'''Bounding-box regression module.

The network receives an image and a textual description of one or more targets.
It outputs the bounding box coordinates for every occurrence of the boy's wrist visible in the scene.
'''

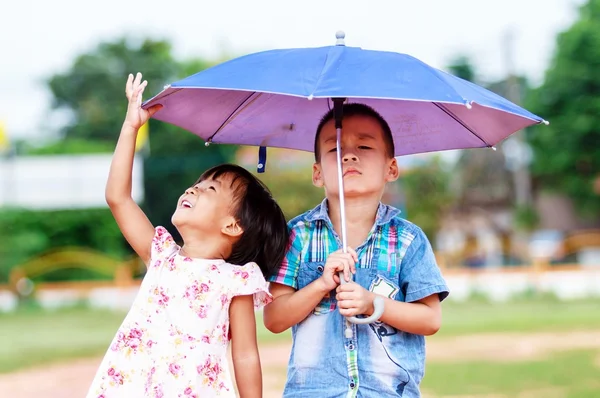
[313,277,333,296]
[365,291,376,316]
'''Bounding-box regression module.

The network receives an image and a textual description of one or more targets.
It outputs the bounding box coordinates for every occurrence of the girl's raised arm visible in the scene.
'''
[105,73,162,265]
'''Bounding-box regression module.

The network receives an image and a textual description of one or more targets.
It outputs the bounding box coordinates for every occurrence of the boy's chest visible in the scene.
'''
[302,225,403,275]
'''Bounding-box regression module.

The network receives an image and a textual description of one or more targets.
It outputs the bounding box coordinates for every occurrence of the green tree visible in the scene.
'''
[44,37,238,241]
[446,55,477,83]
[0,37,241,281]
[525,0,600,217]
[402,158,454,240]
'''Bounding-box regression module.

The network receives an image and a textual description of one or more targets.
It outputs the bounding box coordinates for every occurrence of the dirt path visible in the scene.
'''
[2,331,599,398]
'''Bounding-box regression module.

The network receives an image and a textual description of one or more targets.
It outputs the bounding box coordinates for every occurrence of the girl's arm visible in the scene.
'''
[229,295,262,398]
[105,72,162,265]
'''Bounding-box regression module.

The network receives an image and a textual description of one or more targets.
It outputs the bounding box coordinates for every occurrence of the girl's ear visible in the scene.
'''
[221,216,243,237]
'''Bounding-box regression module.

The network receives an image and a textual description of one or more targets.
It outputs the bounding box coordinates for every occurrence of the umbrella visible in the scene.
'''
[143,32,547,330]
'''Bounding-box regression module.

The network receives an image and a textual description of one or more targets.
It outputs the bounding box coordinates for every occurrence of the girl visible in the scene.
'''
[86,73,289,398]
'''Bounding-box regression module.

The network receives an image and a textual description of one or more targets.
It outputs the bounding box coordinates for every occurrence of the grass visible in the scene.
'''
[422,349,600,398]
[437,297,600,337]
[0,304,287,374]
[1,297,599,377]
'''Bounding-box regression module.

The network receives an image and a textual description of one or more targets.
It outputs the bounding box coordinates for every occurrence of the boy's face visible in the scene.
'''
[312,115,399,198]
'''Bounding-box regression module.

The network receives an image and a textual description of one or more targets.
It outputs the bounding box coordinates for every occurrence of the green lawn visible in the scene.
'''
[437,297,600,336]
[423,349,600,398]
[0,304,287,373]
[1,297,599,381]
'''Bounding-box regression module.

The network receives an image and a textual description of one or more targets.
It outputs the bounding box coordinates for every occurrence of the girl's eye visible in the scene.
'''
[359,146,371,150]
[328,148,337,153]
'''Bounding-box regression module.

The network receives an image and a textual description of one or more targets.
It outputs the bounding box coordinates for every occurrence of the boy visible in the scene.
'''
[263,103,449,397]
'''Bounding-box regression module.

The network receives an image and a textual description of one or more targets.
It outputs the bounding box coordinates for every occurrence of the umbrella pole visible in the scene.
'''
[332,99,384,338]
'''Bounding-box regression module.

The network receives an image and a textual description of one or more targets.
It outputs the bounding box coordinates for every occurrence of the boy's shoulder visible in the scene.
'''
[288,200,428,241]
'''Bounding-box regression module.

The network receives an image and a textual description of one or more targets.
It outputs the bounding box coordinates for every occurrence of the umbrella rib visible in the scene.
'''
[206,91,258,142]
[433,102,490,147]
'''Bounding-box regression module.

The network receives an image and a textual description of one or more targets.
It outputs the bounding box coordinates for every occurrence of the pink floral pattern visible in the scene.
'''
[86,226,272,397]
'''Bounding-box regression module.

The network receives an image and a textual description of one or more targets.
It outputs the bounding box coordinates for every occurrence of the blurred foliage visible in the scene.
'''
[513,204,540,232]
[255,168,324,220]
[0,208,126,283]
[525,0,600,217]
[446,55,477,83]
[23,138,115,155]
[402,158,454,240]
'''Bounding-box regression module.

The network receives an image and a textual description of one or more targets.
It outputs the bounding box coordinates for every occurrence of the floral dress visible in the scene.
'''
[86,226,272,398]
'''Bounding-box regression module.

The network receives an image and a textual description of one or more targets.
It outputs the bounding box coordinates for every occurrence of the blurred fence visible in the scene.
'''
[0,247,599,312]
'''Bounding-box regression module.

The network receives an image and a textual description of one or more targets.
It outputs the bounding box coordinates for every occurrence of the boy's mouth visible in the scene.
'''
[343,167,361,177]
[181,199,194,208]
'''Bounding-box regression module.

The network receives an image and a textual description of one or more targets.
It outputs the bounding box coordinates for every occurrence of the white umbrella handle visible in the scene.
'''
[339,271,385,324]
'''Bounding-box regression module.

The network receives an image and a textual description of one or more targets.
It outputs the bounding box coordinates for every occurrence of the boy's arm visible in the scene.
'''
[105,73,161,266]
[337,227,448,336]
[351,292,442,336]
[263,280,331,333]
[229,295,262,398]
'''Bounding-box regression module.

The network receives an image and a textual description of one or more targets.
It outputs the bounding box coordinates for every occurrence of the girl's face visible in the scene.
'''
[171,174,239,236]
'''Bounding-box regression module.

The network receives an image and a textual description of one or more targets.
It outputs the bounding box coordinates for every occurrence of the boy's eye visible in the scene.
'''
[208,186,216,191]
[359,146,371,150]
[328,148,337,153]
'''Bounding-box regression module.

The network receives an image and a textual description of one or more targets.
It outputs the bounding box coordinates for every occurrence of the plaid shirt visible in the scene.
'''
[269,199,449,398]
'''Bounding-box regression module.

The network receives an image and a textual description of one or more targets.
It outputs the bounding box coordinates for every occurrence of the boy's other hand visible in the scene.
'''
[123,72,162,131]
[336,282,377,317]
[318,248,357,292]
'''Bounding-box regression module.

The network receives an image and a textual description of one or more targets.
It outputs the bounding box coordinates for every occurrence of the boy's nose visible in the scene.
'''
[185,187,197,195]
[342,153,358,162]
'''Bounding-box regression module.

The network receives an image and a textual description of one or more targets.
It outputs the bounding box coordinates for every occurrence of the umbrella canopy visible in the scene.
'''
[143,32,547,327]
[143,32,546,158]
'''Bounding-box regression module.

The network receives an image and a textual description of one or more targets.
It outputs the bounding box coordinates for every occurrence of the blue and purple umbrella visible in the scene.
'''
[143,32,547,328]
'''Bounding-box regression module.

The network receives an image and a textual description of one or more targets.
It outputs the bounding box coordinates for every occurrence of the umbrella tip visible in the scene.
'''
[335,31,346,46]
[542,119,550,125]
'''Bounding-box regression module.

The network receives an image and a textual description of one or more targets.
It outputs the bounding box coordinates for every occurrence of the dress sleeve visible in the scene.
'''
[148,226,180,268]
[230,262,273,309]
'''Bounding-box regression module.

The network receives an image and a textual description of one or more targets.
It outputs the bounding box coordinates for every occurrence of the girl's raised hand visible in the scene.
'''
[123,72,162,130]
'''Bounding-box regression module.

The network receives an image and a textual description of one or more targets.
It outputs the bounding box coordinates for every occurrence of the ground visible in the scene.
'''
[2,330,599,398]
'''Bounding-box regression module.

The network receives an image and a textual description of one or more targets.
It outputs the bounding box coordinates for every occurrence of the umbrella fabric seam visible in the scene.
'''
[433,102,490,147]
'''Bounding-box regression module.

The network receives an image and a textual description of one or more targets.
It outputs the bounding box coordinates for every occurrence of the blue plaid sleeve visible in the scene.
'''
[268,224,305,289]
[399,226,449,302]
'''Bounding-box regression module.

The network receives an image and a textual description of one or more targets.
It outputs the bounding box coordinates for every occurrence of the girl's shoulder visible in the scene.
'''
[150,226,180,261]
[227,262,272,308]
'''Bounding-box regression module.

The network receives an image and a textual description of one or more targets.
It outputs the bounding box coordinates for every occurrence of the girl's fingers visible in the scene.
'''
[125,73,134,98]
[133,72,142,88]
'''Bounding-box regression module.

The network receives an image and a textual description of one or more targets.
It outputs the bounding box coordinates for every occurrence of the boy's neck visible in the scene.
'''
[327,195,381,249]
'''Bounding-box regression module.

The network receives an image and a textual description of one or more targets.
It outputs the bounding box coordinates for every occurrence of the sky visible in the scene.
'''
[0,0,584,142]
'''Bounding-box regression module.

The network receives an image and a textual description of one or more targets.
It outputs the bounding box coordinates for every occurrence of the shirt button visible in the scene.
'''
[350,382,356,389]
[317,265,324,272]
[348,343,354,350]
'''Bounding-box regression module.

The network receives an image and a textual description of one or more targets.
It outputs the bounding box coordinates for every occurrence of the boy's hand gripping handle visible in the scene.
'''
[338,272,384,324]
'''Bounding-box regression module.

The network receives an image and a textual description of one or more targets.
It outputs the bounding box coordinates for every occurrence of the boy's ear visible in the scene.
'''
[312,163,324,188]
[386,158,400,182]
[221,216,243,238]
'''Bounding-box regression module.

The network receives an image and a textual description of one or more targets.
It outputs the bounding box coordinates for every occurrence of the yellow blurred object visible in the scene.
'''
[135,122,149,152]
[0,120,9,153]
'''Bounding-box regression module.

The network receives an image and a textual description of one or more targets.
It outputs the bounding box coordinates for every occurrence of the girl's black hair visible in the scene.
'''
[196,163,289,279]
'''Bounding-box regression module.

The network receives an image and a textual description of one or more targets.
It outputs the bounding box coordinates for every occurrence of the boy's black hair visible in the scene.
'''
[196,164,289,279]
[313,103,395,162]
